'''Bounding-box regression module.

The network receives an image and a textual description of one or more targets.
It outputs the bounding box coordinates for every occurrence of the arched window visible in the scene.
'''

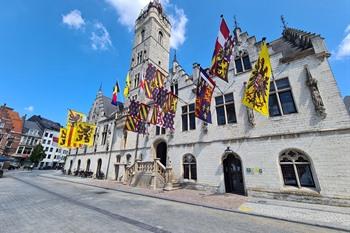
[126,154,132,165]
[158,31,163,45]
[86,159,91,172]
[280,150,315,188]
[77,159,81,171]
[183,154,197,180]
[116,155,121,163]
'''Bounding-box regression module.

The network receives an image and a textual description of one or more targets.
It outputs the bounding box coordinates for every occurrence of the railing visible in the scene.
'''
[137,161,154,172]
[124,158,172,188]
[125,163,135,182]
[154,159,166,179]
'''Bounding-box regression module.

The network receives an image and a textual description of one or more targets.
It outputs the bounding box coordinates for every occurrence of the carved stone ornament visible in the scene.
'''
[202,122,208,133]
[305,65,326,119]
[243,82,256,126]
[246,107,256,127]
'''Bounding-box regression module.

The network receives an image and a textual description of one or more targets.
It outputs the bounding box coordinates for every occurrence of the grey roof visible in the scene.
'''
[344,96,350,113]
[102,95,124,117]
[23,120,43,134]
[27,115,61,131]
[270,29,316,63]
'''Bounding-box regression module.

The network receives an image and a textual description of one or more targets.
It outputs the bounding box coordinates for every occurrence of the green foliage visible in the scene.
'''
[29,144,46,165]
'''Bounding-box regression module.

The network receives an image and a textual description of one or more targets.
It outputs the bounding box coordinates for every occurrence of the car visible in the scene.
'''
[23,164,34,170]
[8,162,20,170]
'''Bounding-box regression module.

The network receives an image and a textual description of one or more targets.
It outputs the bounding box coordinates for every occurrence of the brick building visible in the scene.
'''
[65,1,350,206]
[0,104,23,157]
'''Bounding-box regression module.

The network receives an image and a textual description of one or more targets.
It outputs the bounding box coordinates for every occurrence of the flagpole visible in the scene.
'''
[105,120,116,180]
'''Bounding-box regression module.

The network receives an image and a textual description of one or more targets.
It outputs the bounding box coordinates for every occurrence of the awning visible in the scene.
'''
[0,156,15,162]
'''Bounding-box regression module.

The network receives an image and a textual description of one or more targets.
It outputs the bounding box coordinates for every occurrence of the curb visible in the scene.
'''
[39,174,349,232]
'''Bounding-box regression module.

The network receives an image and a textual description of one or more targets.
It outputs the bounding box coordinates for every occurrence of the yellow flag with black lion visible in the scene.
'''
[242,41,272,117]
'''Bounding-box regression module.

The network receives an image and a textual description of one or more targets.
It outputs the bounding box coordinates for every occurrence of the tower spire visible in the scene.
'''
[173,50,177,62]
[281,15,288,30]
[234,15,239,29]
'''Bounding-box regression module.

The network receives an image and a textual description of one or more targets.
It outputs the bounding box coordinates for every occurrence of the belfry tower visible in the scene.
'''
[127,0,171,105]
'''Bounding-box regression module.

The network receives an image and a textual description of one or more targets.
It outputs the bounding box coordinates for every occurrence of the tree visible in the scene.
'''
[29,144,46,166]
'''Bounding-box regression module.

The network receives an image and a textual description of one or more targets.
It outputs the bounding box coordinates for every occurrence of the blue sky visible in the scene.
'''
[1,0,349,125]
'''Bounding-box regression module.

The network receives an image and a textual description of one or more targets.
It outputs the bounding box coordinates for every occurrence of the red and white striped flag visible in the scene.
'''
[209,16,234,82]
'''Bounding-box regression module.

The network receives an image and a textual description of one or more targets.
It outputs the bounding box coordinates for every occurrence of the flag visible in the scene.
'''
[242,42,272,117]
[139,103,150,121]
[144,79,153,99]
[124,115,139,132]
[163,112,175,130]
[67,109,85,126]
[163,92,178,114]
[58,128,68,148]
[123,72,131,98]
[72,122,96,147]
[144,64,157,98]
[128,100,140,118]
[111,81,120,106]
[150,105,159,125]
[150,105,164,127]
[144,64,165,99]
[137,120,147,135]
[154,70,165,88]
[139,72,145,91]
[195,67,216,123]
[153,87,168,107]
[209,17,234,82]
[145,63,157,81]
[66,125,76,148]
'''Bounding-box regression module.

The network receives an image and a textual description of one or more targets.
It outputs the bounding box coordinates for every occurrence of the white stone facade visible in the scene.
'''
[65,2,350,205]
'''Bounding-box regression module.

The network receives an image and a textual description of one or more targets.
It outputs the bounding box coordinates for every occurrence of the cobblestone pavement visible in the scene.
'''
[39,170,350,231]
[0,170,347,233]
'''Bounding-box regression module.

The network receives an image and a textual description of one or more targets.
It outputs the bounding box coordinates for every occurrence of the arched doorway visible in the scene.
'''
[223,154,245,195]
[96,159,102,175]
[77,159,81,171]
[156,141,167,166]
[69,160,73,170]
[86,159,91,172]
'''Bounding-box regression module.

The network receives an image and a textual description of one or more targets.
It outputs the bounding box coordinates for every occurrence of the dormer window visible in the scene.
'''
[158,31,163,45]
[234,52,251,74]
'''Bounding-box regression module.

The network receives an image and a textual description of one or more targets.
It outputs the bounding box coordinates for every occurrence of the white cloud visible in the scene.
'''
[105,0,187,49]
[169,7,188,49]
[105,0,149,30]
[62,10,85,29]
[90,22,112,50]
[24,106,34,112]
[335,24,350,60]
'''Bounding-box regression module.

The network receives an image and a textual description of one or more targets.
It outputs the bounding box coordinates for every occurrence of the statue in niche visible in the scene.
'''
[246,107,255,127]
[305,66,326,119]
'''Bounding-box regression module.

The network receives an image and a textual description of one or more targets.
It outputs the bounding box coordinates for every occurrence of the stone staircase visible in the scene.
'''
[125,158,173,190]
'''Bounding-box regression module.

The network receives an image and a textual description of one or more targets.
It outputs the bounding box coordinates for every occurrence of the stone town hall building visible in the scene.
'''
[65,1,350,206]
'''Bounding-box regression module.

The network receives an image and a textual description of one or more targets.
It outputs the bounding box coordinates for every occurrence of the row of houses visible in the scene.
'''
[0,104,68,168]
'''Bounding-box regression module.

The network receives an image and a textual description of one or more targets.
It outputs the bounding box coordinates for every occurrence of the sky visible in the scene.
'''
[1,0,349,126]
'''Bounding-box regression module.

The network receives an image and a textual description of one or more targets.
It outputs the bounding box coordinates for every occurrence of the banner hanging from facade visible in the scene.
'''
[242,41,272,116]
[195,67,216,123]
